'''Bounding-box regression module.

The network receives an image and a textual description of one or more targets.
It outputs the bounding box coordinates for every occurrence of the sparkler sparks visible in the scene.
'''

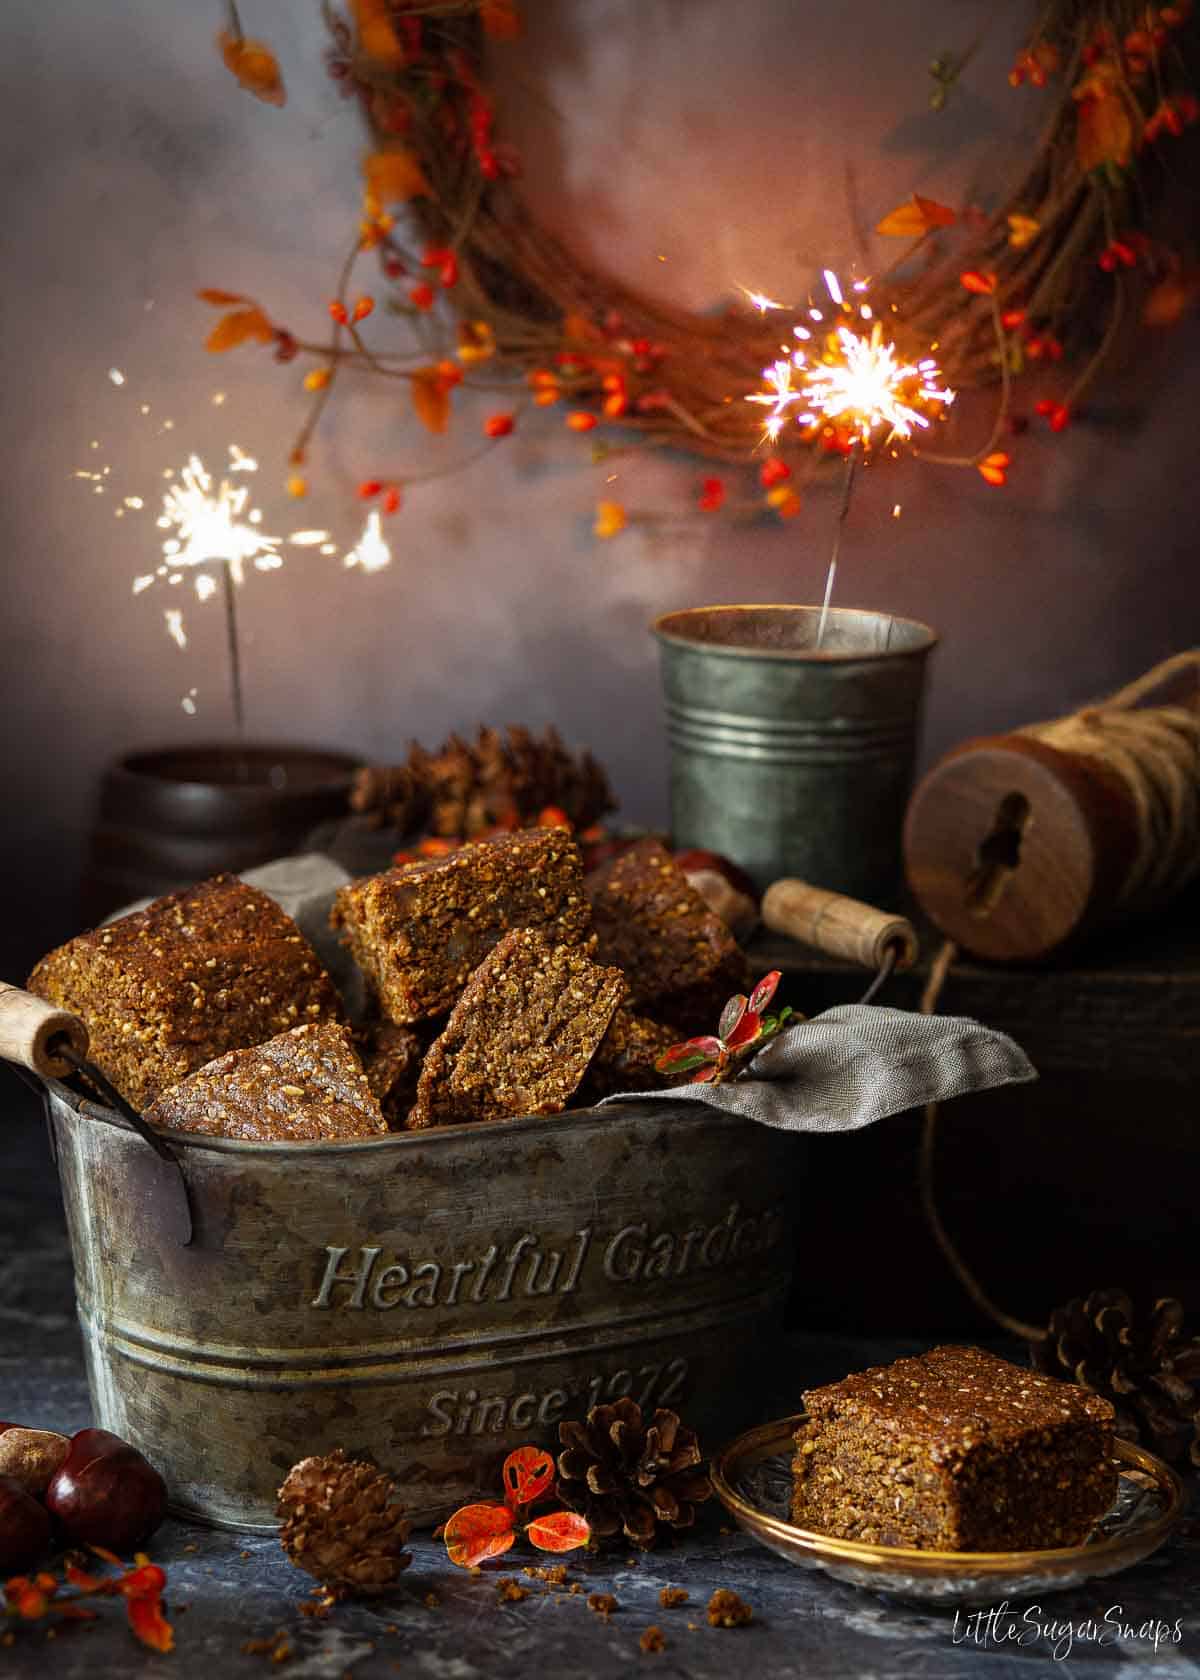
[746,274,953,450]
[343,510,392,573]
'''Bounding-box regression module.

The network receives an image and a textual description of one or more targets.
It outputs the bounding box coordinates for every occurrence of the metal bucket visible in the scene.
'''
[654,605,938,901]
[46,1083,800,1532]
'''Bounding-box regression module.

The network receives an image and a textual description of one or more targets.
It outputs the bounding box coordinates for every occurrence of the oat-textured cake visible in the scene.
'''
[409,927,625,1127]
[577,1005,679,1101]
[584,838,750,1029]
[331,828,592,1025]
[791,1344,1117,1552]
[146,1022,387,1143]
[358,1019,430,1128]
[28,875,341,1111]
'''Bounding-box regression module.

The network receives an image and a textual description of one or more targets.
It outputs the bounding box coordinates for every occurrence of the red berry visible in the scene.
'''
[383,257,405,279]
[759,457,791,488]
[484,413,515,438]
[381,487,402,514]
[409,282,435,311]
[357,479,382,499]
[1034,398,1056,415]
[328,299,348,324]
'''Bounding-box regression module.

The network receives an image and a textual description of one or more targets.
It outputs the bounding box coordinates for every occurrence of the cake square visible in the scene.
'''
[331,828,591,1024]
[791,1344,1116,1551]
[584,838,750,1029]
[28,874,341,1111]
[577,1005,679,1102]
[145,1022,387,1143]
[358,1019,431,1128]
[409,927,625,1128]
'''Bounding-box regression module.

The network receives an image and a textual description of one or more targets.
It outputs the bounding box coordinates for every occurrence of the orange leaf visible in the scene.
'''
[411,367,452,434]
[1006,213,1041,249]
[126,1591,174,1654]
[1074,83,1135,172]
[502,1446,554,1509]
[875,194,957,237]
[363,149,430,205]
[444,1503,515,1569]
[205,307,275,352]
[526,1511,591,1553]
[1142,271,1200,327]
[480,0,522,39]
[217,30,286,108]
[197,288,250,307]
[350,0,407,67]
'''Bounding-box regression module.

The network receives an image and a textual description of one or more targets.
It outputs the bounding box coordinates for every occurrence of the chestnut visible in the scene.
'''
[0,1427,71,1497]
[45,1429,167,1551]
[0,1473,52,1574]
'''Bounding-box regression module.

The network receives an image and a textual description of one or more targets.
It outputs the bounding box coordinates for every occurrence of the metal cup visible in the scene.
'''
[653,604,938,902]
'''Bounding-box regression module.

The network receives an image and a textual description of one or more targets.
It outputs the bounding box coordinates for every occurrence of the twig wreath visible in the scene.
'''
[209,0,1199,534]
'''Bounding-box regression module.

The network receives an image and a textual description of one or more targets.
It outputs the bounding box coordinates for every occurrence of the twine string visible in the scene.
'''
[917,650,1200,1342]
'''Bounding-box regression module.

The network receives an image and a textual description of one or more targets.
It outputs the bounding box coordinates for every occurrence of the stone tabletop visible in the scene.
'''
[2,1081,1198,1680]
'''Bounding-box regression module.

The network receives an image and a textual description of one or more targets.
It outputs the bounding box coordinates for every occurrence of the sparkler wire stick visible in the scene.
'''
[816,442,861,648]
[220,558,246,738]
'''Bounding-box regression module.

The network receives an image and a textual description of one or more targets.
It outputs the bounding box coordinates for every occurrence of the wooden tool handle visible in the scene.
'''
[761,879,918,971]
[0,983,89,1079]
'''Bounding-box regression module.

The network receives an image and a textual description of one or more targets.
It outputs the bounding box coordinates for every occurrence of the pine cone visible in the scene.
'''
[277,1449,412,1596]
[349,725,616,841]
[1030,1290,1200,1468]
[556,1399,712,1548]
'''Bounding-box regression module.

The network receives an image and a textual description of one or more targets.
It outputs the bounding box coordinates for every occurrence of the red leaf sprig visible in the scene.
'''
[655,971,796,1085]
[3,1548,173,1652]
[443,1445,590,1569]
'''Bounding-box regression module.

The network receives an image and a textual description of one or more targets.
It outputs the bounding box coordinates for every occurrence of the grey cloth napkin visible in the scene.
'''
[113,856,1036,1132]
[600,1004,1036,1131]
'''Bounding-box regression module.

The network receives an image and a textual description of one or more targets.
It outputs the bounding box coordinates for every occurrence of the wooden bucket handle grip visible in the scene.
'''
[0,982,90,1080]
[762,879,919,972]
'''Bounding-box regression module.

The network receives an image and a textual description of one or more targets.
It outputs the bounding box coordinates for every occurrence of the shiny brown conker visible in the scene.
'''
[0,1428,72,1497]
[0,1473,53,1574]
[45,1428,167,1551]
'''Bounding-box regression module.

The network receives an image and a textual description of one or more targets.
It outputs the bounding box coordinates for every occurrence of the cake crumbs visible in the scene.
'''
[659,1586,689,1608]
[707,1589,753,1628]
[241,1629,293,1664]
[588,1592,619,1619]
[640,1626,667,1653]
[497,1578,530,1604]
[523,1563,570,1585]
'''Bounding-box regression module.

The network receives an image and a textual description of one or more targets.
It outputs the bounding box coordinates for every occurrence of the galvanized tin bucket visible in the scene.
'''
[654,605,938,902]
[45,1082,800,1532]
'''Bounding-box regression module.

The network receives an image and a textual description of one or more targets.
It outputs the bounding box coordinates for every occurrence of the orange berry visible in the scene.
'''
[303,368,331,392]
[381,486,402,514]
[566,412,598,432]
[410,283,435,311]
[357,479,382,499]
[351,295,375,322]
[286,473,308,499]
[484,413,515,438]
[328,300,348,324]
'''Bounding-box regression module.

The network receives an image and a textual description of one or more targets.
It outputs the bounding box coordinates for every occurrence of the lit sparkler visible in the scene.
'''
[745,273,954,642]
[343,510,392,573]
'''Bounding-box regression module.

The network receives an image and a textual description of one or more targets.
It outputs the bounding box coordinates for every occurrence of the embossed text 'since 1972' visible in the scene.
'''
[309,1200,786,1312]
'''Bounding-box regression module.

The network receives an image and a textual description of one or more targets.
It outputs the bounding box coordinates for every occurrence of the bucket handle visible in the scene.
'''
[0,983,193,1240]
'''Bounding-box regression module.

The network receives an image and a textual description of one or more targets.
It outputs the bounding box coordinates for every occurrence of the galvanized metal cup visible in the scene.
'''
[653,605,938,902]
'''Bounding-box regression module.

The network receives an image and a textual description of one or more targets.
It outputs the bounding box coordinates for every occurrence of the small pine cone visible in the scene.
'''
[1030,1290,1200,1468]
[348,764,429,835]
[556,1399,712,1549]
[277,1449,412,1596]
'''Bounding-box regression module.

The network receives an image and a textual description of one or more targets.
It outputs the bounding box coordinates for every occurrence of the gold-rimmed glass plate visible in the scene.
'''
[712,1413,1186,1607]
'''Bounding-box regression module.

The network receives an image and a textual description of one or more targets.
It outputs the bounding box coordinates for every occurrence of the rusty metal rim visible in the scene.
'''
[50,1078,738,1156]
[653,603,939,663]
